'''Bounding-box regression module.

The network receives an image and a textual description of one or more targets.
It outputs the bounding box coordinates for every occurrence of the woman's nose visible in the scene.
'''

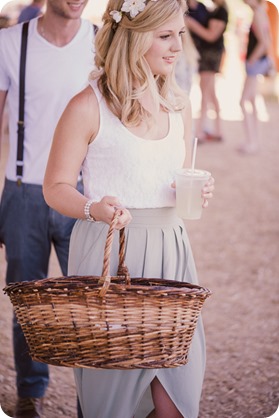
[171,36,182,53]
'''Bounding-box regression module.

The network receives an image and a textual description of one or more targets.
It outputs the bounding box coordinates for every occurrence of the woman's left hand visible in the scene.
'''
[202,176,215,208]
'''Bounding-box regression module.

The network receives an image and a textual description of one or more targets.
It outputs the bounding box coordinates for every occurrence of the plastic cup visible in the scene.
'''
[175,169,211,220]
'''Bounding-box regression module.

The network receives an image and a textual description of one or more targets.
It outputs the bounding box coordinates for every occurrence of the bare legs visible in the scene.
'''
[145,378,183,418]
[239,75,259,154]
[196,71,222,141]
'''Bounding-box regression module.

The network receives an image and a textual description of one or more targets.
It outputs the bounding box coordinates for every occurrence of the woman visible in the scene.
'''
[186,0,229,142]
[43,1,215,417]
[238,0,274,154]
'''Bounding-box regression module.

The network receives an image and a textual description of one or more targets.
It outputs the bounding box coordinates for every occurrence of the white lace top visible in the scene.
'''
[82,80,186,208]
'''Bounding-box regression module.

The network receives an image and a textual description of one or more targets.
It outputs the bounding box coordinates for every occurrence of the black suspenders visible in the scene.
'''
[16,21,96,185]
[16,21,29,185]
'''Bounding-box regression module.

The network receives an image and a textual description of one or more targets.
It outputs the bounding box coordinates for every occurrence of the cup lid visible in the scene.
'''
[176,168,211,178]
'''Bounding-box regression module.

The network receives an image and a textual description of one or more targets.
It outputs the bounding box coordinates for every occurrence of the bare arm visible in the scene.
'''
[43,85,131,228]
[0,90,8,159]
[181,96,193,169]
[43,86,96,219]
[186,16,226,43]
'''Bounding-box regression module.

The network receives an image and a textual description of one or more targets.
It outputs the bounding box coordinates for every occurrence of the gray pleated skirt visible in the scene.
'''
[68,208,206,418]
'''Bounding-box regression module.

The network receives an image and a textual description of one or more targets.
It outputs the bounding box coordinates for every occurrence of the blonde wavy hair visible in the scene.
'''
[91,0,187,127]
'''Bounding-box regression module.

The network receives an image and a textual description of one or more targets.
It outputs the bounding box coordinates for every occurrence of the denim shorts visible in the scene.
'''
[245,57,271,76]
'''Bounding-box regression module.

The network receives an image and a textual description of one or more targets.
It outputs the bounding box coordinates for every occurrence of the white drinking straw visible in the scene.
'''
[191,137,198,173]
[187,137,198,215]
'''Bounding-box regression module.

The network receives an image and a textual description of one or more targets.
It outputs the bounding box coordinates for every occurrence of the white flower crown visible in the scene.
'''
[110,0,158,23]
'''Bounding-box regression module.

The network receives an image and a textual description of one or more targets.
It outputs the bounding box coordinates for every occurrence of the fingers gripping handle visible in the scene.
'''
[98,210,130,297]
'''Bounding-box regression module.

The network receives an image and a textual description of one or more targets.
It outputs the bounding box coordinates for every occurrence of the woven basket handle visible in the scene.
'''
[98,209,131,297]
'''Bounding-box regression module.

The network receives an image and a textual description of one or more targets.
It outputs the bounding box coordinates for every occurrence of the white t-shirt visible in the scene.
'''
[82,81,186,208]
[0,18,95,184]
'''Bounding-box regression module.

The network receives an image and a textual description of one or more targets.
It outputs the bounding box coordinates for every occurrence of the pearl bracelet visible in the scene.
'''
[84,199,97,222]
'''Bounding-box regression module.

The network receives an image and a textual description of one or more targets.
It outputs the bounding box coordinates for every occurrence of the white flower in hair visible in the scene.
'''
[121,0,147,19]
[110,10,123,23]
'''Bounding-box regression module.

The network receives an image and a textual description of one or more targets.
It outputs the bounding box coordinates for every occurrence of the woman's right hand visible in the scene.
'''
[202,176,215,208]
[90,196,132,230]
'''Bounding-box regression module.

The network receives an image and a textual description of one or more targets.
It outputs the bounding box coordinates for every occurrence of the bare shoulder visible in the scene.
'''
[51,83,100,146]
[61,84,100,140]
[67,84,98,116]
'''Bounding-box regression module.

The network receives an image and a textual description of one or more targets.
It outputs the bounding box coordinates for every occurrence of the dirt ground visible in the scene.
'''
[0,42,279,417]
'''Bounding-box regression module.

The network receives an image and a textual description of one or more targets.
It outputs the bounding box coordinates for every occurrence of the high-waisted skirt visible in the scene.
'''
[68,208,206,418]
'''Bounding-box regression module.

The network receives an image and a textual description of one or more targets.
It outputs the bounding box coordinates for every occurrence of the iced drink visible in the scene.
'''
[175,169,211,220]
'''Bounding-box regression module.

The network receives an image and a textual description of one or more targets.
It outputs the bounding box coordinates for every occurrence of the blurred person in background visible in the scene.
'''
[186,0,229,142]
[238,0,275,154]
[18,0,45,23]
[186,0,209,54]
[0,14,11,28]
[0,0,96,416]
[1,0,25,25]
[175,24,200,94]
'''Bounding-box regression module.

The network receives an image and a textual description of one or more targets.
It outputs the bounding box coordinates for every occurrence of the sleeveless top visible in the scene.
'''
[81,80,186,208]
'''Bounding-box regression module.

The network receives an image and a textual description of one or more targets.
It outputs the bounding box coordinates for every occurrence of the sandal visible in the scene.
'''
[204,131,223,142]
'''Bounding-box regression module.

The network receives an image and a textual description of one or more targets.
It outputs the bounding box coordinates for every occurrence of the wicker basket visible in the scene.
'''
[4,211,211,369]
